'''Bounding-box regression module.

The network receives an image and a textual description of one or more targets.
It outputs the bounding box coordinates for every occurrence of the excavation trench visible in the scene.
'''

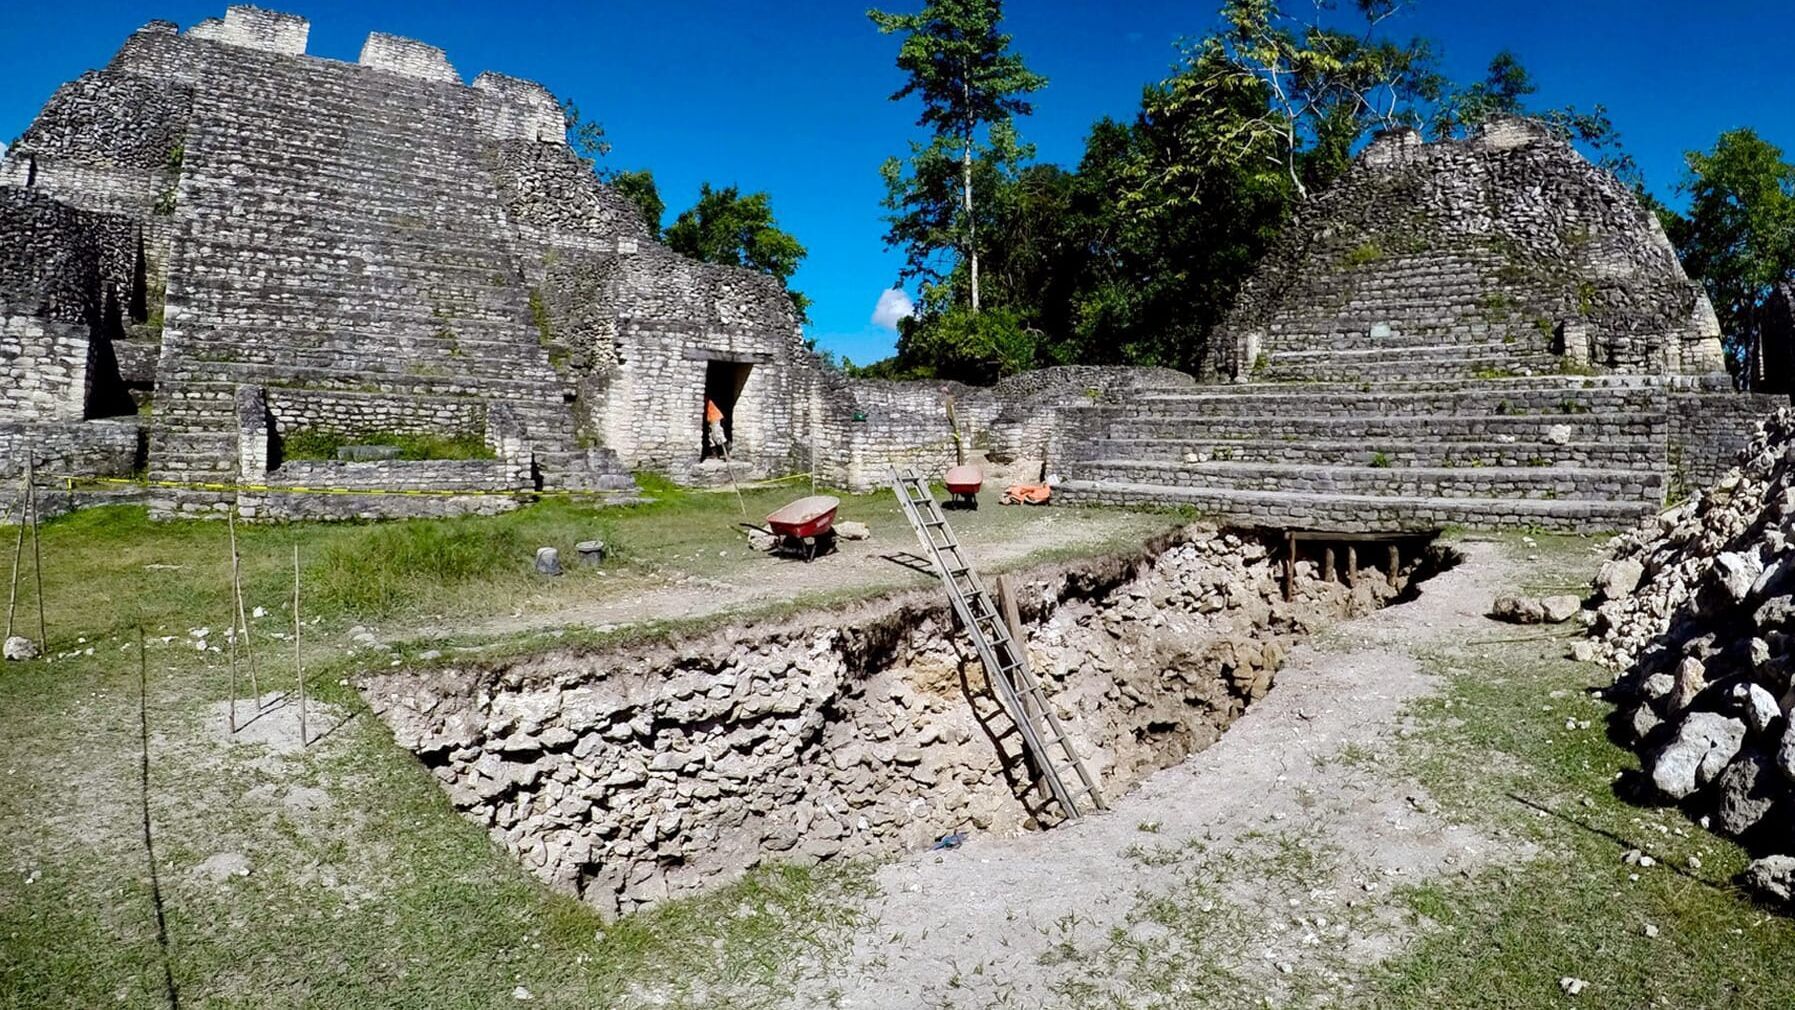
[361,525,1452,917]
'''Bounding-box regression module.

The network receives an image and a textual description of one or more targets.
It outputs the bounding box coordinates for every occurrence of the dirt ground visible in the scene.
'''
[784,539,1534,1008]
[407,503,1176,642]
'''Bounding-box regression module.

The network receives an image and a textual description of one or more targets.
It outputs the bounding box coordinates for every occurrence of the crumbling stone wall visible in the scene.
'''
[359,33,460,83]
[362,527,1416,915]
[1219,118,1725,381]
[1667,376,1791,494]
[0,6,1219,514]
[1751,284,1795,395]
[0,190,138,422]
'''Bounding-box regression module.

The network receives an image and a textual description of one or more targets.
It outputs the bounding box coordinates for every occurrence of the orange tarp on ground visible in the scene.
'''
[1001,484,1051,505]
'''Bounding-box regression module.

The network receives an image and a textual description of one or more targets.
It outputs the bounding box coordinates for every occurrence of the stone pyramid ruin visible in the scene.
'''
[0,9,1787,532]
[1056,120,1790,531]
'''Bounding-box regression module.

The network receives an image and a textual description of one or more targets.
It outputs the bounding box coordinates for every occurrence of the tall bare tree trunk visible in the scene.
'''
[963,138,981,312]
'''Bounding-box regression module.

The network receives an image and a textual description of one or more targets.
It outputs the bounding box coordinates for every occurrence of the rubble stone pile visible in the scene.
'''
[1588,407,1795,902]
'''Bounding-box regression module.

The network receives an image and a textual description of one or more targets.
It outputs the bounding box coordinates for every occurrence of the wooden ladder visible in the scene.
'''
[889,467,1105,821]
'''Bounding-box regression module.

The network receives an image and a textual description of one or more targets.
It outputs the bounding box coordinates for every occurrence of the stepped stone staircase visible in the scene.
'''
[151,37,627,509]
[1054,122,1753,534]
[1253,251,1563,383]
[1057,374,1669,532]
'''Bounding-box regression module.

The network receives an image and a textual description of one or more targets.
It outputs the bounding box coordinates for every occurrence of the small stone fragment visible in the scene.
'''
[1540,595,1581,624]
[534,547,563,576]
[1597,558,1645,601]
[1491,594,1546,625]
[1745,855,1795,910]
[1730,681,1781,735]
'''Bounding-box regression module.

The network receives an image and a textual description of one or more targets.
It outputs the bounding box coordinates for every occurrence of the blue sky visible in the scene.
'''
[3,2,1792,364]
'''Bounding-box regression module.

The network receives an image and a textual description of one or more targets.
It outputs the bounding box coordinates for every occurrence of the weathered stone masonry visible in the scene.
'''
[2,6,1133,520]
[1058,120,1789,532]
[362,527,1419,915]
[6,14,1783,532]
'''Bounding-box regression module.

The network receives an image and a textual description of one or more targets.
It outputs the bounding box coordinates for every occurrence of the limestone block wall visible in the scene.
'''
[186,5,309,55]
[0,316,95,420]
[473,73,567,146]
[362,528,1412,915]
[263,389,489,442]
[0,189,138,328]
[0,419,142,482]
[488,142,652,248]
[359,34,460,83]
[1667,377,1792,493]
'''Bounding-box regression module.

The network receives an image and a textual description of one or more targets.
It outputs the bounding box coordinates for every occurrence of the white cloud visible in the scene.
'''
[871,288,915,331]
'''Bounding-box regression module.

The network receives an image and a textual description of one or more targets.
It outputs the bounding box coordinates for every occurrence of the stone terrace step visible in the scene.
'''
[1115,383,1663,420]
[1088,436,1664,471]
[1260,345,1562,382]
[1053,480,1658,534]
[1070,459,1662,502]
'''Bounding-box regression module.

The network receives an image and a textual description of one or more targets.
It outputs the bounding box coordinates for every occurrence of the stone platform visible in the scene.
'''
[1057,375,1783,532]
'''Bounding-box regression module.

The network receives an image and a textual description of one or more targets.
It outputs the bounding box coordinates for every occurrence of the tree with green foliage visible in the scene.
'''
[1663,129,1795,370]
[665,184,812,323]
[607,169,666,237]
[870,0,1047,311]
[560,101,667,236]
[1430,51,1632,179]
[562,101,612,164]
[887,305,1035,384]
[1178,0,1443,200]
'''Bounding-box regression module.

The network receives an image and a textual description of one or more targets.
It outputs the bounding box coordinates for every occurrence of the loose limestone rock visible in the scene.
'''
[534,547,562,576]
[1597,558,1645,602]
[1650,711,1745,800]
[1491,594,1546,624]
[1715,750,1782,836]
[1541,595,1582,624]
[2,636,37,662]
[1744,855,1795,909]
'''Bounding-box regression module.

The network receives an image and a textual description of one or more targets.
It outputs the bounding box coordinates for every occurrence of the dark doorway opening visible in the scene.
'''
[702,360,752,459]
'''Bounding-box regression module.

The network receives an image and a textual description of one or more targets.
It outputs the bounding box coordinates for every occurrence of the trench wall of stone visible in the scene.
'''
[363,528,1410,916]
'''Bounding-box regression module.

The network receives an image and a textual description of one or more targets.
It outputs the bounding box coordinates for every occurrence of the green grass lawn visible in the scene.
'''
[1368,535,1795,1009]
[0,478,1180,1009]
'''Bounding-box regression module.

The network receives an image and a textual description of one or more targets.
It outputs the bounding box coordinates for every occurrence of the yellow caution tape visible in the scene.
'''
[44,470,826,500]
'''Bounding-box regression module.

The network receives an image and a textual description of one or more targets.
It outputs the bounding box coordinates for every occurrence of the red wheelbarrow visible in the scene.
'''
[944,464,983,510]
[764,495,841,561]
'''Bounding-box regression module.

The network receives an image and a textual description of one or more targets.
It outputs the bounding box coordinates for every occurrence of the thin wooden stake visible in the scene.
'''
[226,543,237,732]
[26,456,44,649]
[5,466,23,642]
[227,509,260,703]
[718,439,747,517]
[293,545,305,747]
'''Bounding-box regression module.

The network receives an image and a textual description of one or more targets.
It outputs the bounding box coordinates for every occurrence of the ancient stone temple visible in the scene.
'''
[1,6,1154,519]
[1,12,1783,532]
[1057,120,1788,530]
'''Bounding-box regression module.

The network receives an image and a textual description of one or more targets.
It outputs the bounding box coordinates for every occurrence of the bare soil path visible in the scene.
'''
[404,505,1175,644]
[791,540,1531,1008]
